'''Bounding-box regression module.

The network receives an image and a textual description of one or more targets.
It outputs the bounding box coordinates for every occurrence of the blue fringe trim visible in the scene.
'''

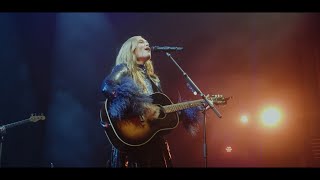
[179,99,204,136]
[107,76,153,119]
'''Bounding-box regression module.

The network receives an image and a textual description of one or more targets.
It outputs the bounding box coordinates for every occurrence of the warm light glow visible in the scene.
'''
[240,115,248,124]
[261,107,281,127]
[226,146,232,152]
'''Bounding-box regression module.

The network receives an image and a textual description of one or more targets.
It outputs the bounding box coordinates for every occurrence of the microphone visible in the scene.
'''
[151,46,183,52]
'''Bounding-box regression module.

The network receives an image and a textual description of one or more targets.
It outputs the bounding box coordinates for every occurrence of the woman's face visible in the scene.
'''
[134,37,151,64]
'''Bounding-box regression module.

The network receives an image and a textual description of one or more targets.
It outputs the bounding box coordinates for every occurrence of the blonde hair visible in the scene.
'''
[115,36,160,93]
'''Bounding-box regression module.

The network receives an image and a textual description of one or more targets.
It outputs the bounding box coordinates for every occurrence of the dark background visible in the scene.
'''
[0,13,319,167]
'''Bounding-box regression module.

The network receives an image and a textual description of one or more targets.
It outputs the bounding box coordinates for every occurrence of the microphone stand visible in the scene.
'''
[0,125,6,168]
[166,52,222,168]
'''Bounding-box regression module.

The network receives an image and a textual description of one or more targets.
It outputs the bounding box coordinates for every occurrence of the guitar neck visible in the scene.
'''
[163,99,205,114]
[3,118,30,129]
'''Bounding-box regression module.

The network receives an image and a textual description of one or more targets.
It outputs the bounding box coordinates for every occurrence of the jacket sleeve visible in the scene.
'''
[100,64,153,119]
[180,106,204,136]
[101,63,130,99]
[177,94,204,136]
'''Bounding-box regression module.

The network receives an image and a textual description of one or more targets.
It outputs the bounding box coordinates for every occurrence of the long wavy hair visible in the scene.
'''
[115,36,160,93]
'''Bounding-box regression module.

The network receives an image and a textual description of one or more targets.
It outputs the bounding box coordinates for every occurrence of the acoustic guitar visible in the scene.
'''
[100,92,229,152]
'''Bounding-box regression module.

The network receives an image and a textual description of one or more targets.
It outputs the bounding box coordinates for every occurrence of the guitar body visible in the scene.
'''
[100,92,179,152]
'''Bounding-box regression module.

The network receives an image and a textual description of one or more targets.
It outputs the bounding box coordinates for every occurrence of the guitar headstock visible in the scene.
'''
[29,113,46,122]
[208,94,232,106]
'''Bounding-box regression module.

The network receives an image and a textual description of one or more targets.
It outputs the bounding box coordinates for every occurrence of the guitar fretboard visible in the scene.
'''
[163,99,205,114]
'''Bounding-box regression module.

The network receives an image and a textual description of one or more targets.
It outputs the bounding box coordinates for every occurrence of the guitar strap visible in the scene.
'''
[138,64,163,93]
[148,76,163,93]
